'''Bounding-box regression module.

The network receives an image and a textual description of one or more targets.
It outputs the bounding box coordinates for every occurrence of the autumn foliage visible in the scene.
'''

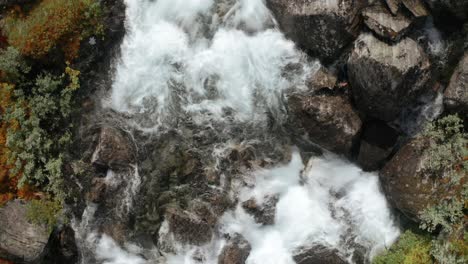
[1,0,103,60]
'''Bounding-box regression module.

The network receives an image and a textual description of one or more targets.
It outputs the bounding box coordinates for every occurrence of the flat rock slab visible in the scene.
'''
[0,200,51,263]
[363,4,412,41]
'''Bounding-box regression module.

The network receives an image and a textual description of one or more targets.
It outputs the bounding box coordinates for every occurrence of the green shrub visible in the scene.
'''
[26,198,63,232]
[4,71,78,199]
[373,230,432,264]
[0,46,30,83]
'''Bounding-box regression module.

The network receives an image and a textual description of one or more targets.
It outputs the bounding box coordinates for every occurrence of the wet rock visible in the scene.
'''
[307,66,337,91]
[85,177,107,203]
[242,195,279,225]
[357,120,399,171]
[425,0,468,21]
[0,200,51,263]
[267,0,364,63]
[380,138,458,221]
[218,234,251,264]
[293,245,347,264]
[362,4,412,42]
[288,93,362,156]
[91,126,135,170]
[348,33,431,121]
[444,52,468,115]
[43,226,78,264]
[165,206,214,246]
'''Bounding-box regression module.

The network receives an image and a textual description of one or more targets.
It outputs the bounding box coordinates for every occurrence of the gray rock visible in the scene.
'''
[444,52,468,115]
[267,0,365,63]
[242,195,279,225]
[218,234,251,264]
[0,200,51,263]
[348,33,431,121]
[307,66,337,91]
[293,245,347,264]
[165,206,214,246]
[380,138,459,222]
[363,4,412,41]
[384,0,400,14]
[91,126,135,170]
[384,0,429,17]
[288,93,362,156]
[401,0,429,17]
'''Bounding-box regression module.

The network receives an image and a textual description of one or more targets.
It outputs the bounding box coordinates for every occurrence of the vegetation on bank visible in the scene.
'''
[1,0,104,60]
[374,115,468,264]
[0,0,104,226]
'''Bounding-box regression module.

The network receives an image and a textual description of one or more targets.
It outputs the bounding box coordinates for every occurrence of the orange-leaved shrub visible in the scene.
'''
[1,0,103,60]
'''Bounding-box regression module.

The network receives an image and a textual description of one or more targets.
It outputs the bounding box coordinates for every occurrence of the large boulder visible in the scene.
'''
[218,235,251,264]
[362,4,412,42]
[266,0,365,63]
[380,138,458,221]
[425,0,468,21]
[347,33,431,121]
[288,93,362,156]
[444,52,468,115]
[91,126,136,170]
[0,200,51,263]
[293,245,347,264]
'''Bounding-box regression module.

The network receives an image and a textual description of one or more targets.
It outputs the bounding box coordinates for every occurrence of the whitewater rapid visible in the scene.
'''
[85,0,401,263]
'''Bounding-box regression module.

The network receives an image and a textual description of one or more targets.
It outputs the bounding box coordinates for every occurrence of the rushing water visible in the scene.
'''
[79,0,401,263]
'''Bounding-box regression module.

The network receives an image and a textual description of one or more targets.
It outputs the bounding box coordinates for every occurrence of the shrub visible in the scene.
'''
[372,230,432,264]
[1,0,104,59]
[0,46,30,83]
[26,198,63,232]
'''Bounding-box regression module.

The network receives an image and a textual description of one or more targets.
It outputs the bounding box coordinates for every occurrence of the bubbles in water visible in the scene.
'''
[166,152,400,263]
[108,0,313,128]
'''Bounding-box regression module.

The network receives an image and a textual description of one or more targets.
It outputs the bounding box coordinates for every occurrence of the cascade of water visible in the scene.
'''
[79,0,401,263]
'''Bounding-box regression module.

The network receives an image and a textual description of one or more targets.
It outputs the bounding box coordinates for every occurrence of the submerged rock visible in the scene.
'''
[242,195,279,225]
[288,93,362,156]
[0,200,51,263]
[362,4,412,42]
[444,52,468,115]
[91,126,135,170]
[293,245,347,264]
[380,138,458,221]
[348,33,431,121]
[267,0,364,63]
[218,234,251,264]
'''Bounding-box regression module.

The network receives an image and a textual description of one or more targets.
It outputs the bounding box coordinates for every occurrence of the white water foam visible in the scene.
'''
[164,152,400,264]
[107,0,314,127]
[93,0,401,263]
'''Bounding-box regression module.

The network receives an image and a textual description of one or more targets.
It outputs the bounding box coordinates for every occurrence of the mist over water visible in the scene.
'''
[85,0,401,263]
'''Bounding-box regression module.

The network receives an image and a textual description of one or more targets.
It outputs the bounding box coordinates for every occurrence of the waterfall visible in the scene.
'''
[78,0,401,263]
